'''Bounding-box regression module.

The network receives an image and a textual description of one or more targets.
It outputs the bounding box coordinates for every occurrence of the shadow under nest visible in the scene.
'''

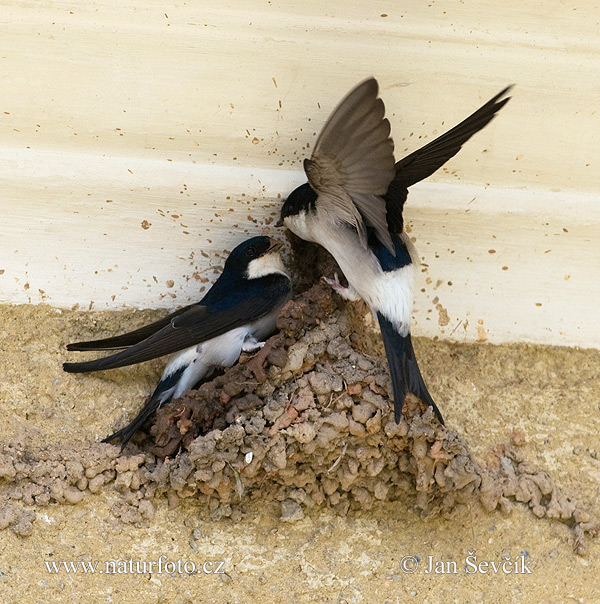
[0,239,597,553]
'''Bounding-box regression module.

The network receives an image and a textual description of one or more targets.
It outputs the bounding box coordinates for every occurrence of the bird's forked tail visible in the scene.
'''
[377,313,444,425]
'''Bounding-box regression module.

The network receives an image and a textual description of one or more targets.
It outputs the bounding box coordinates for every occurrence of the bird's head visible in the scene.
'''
[279,182,318,224]
[224,236,286,280]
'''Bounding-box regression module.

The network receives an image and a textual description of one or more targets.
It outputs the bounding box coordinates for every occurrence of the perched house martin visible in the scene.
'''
[280,78,511,424]
[63,236,292,448]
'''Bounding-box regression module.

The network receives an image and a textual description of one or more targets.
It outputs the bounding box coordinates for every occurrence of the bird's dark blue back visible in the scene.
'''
[368,230,412,272]
[201,269,286,311]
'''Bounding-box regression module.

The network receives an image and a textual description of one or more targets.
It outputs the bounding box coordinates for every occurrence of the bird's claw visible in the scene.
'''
[242,337,266,352]
[323,273,360,301]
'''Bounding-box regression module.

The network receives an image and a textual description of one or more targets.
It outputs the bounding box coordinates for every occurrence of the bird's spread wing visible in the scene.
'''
[386,86,512,233]
[63,276,290,373]
[66,304,196,351]
[304,78,396,253]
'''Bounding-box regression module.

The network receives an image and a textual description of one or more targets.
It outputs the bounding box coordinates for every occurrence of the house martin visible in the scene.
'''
[280,78,511,424]
[64,236,292,448]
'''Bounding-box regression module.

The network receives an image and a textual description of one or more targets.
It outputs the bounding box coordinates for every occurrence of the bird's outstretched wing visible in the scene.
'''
[304,78,396,253]
[385,86,513,233]
[63,276,290,373]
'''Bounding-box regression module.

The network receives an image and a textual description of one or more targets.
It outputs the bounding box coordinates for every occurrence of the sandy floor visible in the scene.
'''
[0,302,599,603]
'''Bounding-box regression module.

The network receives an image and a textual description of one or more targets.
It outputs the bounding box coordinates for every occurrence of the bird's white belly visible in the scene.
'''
[199,326,251,367]
[162,327,250,399]
[160,306,285,401]
[285,211,415,335]
[248,303,287,340]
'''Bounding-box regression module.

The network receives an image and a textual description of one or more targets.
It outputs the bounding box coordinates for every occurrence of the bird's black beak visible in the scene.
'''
[267,240,284,254]
[275,217,284,228]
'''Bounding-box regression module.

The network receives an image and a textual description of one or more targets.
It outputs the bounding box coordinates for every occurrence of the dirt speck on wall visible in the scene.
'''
[0,287,599,603]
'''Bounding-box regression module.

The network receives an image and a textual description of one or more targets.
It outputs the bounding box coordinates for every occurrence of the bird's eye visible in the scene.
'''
[246,246,257,257]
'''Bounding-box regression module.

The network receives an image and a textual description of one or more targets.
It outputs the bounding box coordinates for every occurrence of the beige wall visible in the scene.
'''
[1,1,599,347]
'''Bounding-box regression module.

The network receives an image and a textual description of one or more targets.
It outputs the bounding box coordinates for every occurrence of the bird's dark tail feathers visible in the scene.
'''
[377,313,444,425]
[102,365,186,451]
[102,394,162,451]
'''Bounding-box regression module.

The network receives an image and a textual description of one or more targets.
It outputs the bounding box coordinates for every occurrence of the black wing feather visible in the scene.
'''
[386,86,512,233]
[66,304,195,351]
[64,276,290,373]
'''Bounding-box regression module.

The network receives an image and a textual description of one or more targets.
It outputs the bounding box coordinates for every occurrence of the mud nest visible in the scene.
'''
[0,283,597,553]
